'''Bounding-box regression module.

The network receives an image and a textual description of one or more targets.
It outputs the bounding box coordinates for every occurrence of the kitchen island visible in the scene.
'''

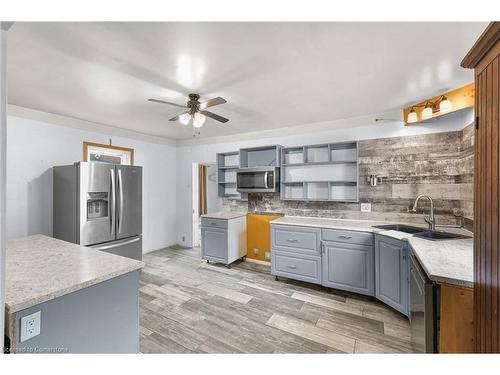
[4,235,144,353]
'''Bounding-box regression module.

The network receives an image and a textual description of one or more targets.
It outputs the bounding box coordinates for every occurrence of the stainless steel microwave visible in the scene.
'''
[236,167,280,193]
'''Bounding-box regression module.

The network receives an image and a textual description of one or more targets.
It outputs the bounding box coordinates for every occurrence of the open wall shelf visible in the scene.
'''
[239,145,282,168]
[216,151,247,200]
[280,142,359,202]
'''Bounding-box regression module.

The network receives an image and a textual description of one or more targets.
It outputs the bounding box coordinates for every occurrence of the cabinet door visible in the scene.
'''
[375,235,409,315]
[201,227,227,262]
[322,241,375,296]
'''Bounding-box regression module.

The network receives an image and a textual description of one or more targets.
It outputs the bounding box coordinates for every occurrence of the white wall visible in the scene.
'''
[0,24,10,354]
[7,115,177,253]
[4,106,475,252]
[176,109,474,247]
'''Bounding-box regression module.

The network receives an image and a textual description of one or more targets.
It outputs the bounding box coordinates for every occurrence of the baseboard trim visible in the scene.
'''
[244,258,270,266]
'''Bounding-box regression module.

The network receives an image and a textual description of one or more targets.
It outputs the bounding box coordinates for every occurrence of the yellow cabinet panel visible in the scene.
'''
[247,214,282,262]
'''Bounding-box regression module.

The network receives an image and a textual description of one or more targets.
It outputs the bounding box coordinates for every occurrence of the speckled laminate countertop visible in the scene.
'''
[5,234,144,313]
[201,211,247,220]
[270,216,473,288]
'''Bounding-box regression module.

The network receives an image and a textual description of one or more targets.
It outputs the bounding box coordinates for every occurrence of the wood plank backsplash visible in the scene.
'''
[223,123,474,231]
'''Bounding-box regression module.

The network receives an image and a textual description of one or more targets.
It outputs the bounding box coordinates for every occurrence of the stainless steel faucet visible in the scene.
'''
[410,195,435,230]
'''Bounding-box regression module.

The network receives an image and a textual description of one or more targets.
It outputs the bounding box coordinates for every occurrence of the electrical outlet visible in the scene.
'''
[253,248,259,255]
[360,203,372,213]
[20,311,41,342]
[265,252,271,260]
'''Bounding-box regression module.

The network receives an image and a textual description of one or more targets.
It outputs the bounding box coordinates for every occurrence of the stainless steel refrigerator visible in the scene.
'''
[53,162,143,260]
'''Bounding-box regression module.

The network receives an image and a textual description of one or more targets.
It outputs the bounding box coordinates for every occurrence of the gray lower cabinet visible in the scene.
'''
[322,240,375,296]
[272,250,322,284]
[201,227,227,262]
[201,215,247,265]
[271,224,322,285]
[375,234,409,316]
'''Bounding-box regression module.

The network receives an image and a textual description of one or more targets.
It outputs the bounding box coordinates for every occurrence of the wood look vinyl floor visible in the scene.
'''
[139,246,414,353]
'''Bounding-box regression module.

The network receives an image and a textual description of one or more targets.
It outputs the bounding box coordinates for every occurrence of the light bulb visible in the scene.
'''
[439,97,452,112]
[407,109,418,123]
[422,104,433,120]
[179,113,191,126]
[193,112,206,128]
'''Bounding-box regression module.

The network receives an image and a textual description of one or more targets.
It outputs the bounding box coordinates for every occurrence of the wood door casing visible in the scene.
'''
[462,22,500,353]
[475,54,500,353]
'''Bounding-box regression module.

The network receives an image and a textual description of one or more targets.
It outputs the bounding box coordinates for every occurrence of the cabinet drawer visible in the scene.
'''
[271,225,320,255]
[201,217,228,229]
[272,251,321,285]
[322,228,373,246]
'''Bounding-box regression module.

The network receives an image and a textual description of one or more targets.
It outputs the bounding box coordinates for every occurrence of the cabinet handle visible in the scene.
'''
[210,222,217,226]
[322,244,325,254]
[286,239,298,243]
[338,235,352,239]
[287,265,297,269]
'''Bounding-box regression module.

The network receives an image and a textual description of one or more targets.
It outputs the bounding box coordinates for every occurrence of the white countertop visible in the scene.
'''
[201,211,247,220]
[271,216,473,288]
[5,235,144,313]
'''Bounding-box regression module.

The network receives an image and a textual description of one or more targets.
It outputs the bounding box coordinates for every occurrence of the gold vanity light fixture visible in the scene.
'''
[404,83,474,125]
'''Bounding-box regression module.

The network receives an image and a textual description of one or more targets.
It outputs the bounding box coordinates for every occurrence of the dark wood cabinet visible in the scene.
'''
[461,22,500,353]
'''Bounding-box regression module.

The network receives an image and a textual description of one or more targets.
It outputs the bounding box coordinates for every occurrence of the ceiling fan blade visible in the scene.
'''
[148,98,186,108]
[200,110,229,123]
[169,112,190,122]
[199,97,226,110]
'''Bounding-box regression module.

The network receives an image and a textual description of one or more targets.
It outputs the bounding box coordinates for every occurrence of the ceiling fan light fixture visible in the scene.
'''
[179,113,191,126]
[192,112,206,128]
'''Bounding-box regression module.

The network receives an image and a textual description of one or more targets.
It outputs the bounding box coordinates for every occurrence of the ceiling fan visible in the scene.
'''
[148,93,228,135]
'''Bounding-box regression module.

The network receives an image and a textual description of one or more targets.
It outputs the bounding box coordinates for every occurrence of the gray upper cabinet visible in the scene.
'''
[375,234,409,316]
[239,145,282,168]
[280,141,359,202]
[216,151,246,200]
[322,240,375,296]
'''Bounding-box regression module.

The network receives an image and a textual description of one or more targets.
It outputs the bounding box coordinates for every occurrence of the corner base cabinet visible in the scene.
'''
[374,234,409,316]
[201,215,247,266]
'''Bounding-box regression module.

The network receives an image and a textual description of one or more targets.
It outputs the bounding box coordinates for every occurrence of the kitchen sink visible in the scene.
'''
[413,230,471,241]
[372,224,426,234]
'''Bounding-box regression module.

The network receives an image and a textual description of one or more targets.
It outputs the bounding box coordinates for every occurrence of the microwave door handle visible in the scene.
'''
[110,170,115,236]
[264,171,269,189]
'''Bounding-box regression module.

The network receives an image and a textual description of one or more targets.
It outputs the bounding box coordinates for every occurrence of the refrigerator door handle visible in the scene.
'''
[92,236,140,250]
[118,169,124,234]
[110,169,115,236]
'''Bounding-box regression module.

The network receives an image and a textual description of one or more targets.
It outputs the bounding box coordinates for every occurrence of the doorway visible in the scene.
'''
[192,162,221,247]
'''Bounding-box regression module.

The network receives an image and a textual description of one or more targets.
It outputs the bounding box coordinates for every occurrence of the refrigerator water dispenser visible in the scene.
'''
[87,192,108,220]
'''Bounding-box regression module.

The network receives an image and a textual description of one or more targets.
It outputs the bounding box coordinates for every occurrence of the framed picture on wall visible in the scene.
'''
[83,141,135,165]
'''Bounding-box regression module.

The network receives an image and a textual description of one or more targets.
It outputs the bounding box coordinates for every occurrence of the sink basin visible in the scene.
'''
[372,224,426,234]
[413,230,471,241]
